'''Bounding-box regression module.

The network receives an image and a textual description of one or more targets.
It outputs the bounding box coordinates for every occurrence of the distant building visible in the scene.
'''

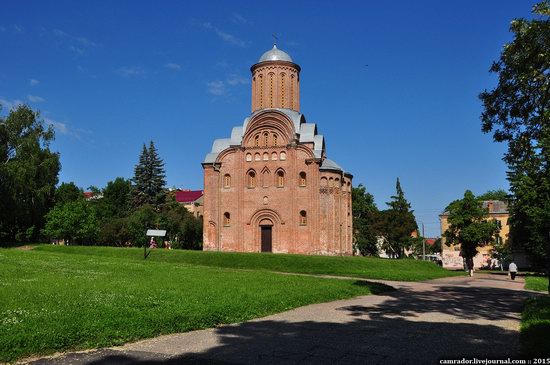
[83,191,103,201]
[439,200,509,270]
[175,190,204,218]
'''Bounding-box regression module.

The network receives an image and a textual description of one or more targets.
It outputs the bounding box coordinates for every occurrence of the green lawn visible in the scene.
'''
[0,247,391,362]
[34,245,462,281]
[521,296,550,356]
[525,275,549,292]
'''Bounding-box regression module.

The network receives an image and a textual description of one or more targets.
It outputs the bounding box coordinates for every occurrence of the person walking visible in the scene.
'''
[508,261,518,280]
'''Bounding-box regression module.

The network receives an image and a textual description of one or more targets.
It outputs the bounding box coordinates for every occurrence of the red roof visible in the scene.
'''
[175,190,203,204]
[83,192,94,199]
[425,238,437,246]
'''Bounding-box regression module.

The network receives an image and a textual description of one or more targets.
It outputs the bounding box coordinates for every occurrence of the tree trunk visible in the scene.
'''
[547,231,550,294]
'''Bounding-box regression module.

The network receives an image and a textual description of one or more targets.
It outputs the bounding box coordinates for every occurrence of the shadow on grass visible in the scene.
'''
[28,283,539,364]
[352,280,395,294]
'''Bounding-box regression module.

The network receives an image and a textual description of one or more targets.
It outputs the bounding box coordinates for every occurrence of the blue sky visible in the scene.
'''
[0,1,538,236]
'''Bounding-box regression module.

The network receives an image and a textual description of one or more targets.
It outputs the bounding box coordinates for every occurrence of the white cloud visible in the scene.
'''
[116,66,146,77]
[226,74,248,86]
[207,80,226,96]
[14,25,24,33]
[202,22,247,47]
[53,28,67,37]
[0,26,6,32]
[76,36,98,47]
[30,79,40,86]
[0,98,24,111]
[230,13,247,24]
[164,62,182,71]
[27,95,45,103]
[45,118,68,135]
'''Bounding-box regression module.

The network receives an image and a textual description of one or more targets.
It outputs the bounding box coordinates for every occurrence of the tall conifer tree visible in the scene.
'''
[382,178,418,258]
[132,141,166,208]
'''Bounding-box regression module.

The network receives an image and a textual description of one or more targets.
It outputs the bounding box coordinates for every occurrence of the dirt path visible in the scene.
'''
[24,273,535,364]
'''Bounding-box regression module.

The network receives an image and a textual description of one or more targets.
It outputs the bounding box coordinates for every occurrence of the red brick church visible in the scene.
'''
[202,45,353,255]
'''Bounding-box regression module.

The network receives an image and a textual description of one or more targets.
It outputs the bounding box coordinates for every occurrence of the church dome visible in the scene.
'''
[258,45,293,63]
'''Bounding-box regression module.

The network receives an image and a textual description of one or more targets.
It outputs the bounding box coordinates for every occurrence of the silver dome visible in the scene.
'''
[258,45,293,63]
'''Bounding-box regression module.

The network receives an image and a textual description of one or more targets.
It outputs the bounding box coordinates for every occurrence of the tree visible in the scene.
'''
[55,182,83,205]
[479,1,550,291]
[43,200,99,244]
[477,189,509,202]
[443,190,499,276]
[382,178,418,258]
[101,177,131,219]
[0,105,60,242]
[352,184,381,256]
[132,141,166,208]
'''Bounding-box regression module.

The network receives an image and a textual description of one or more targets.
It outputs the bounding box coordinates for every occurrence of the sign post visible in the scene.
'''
[145,229,167,259]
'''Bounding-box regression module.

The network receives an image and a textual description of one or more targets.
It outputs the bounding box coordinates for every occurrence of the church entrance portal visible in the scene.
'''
[260,226,272,252]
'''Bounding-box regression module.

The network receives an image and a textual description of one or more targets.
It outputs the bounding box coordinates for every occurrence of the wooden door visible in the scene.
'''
[261,226,272,252]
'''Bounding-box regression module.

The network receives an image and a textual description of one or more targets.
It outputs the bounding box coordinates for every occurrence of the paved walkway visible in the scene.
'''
[25,273,536,365]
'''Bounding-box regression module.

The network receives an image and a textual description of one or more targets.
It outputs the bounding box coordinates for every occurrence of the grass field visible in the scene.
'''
[0,247,393,362]
[521,296,550,356]
[524,275,549,292]
[34,245,462,281]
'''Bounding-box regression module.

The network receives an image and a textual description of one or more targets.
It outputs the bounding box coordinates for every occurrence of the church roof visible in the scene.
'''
[258,45,293,63]
[320,158,343,172]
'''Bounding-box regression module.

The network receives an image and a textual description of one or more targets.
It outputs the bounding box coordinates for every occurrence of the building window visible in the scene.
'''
[273,134,278,147]
[246,153,252,162]
[271,152,278,160]
[254,135,260,147]
[224,212,231,226]
[299,172,307,187]
[255,153,261,161]
[264,132,269,147]
[300,210,307,226]
[277,170,285,188]
[280,73,285,108]
[263,152,269,161]
[248,171,256,188]
[223,174,231,188]
[259,74,263,108]
[280,151,286,160]
[269,73,274,108]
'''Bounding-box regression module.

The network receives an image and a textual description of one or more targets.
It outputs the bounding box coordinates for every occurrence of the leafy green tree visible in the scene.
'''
[132,141,166,208]
[43,200,99,244]
[0,105,60,241]
[100,177,131,219]
[477,189,509,202]
[55,182,83,205]
[382,178,418,258]
[444,190,499,276]
[352,184,381,256]
[479,1,550,290]
[127,205,157,247]
[98,217,131,247]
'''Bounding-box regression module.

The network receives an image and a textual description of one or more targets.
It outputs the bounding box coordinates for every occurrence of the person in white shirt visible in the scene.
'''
[508,261,518,280]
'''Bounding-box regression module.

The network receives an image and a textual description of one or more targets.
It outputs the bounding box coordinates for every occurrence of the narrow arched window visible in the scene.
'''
[299,172,307,187]
[280,73,286,108]
[269,73,274,107]
[259,74,263,108]
[300,211,307,226]
[248,171,256,188]
[263,152,269,161]
[254,135,260,147]
[255,153,261,161]
[273,134,278,147]
[271,152,278,160]
[223,174,231,188]
[224,212,231,226]
[277,170,285,188]
[264,132,269,147]
[280,151,286,160]
[246,153,252,162]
